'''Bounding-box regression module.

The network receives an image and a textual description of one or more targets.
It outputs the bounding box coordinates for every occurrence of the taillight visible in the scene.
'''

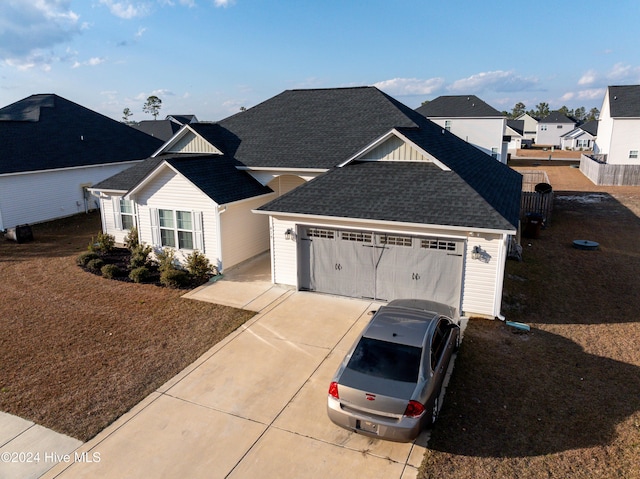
[404,400,425,418]
[328,381,339,399]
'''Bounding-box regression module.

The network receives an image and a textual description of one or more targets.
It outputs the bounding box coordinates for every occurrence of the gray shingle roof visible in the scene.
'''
[258,161,518,231]
[213,87,421,169]
[93,154,272,205]
[539,111,576,124]
[259,114,522,231]
[163,155,273,205]
[0,94,164,175]
[415,95,503,118]
[131,120,182,141]
[608,85,640,117]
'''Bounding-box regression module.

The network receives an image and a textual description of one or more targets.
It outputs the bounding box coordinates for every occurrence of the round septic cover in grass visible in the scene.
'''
[573,240,599,250]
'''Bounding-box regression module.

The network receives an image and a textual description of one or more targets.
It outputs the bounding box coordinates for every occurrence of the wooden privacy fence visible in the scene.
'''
[519,170,554,223]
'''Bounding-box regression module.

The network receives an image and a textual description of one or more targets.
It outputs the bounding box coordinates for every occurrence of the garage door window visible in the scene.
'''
[421,239,457,251]
[307,228,334,239]
[341,231,372,243]
[379,235,412,247]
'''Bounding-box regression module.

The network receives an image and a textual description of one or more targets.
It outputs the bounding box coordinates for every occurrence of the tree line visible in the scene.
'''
[121,95,162,123]
[504,102,599,122]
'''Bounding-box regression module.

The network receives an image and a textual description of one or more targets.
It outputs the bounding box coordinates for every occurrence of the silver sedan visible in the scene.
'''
[327,299,460,442]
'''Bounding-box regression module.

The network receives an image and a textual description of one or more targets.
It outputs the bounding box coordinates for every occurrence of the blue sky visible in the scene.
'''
[1,0,639,121]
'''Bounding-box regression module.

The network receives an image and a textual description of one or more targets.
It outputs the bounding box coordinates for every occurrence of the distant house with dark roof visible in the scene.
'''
[536,111,577,147]
[506,119,525,152]
[582,85,640,185]
[0,94,163,232]
[515,113,539,142]
[415,95,508,163]
[91,87,522,318]
[131,114,198,141]
[560,120,597,151]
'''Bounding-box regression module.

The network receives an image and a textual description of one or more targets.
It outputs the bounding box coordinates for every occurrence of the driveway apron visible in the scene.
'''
[45,291,429,479]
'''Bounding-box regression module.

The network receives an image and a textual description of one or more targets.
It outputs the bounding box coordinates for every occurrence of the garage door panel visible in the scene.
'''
[298,226,463,309]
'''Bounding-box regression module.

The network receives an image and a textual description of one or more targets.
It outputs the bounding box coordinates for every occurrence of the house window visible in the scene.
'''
[491,148,498,159]
[159,209,194,249]
[444,120,452,132]
[540,125,547,131]
[576,139,590,148]
[120,199,135,230]
[630,150,639,159]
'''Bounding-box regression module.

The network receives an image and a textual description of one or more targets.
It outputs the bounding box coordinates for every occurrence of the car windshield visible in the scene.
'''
[346,337,421,383]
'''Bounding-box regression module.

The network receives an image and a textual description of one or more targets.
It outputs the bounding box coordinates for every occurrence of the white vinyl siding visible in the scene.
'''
[135,167,218,266]
[220,195,272,270]
[0,161,138,231]
[361,136,429,162]
[167,130,221,154]
[428,117,507,163]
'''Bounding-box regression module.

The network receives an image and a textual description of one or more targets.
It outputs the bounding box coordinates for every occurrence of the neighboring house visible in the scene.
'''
[582,85,640,185]
[506,119,525,152]
[0,94,163,232]
[92,87,522,318]
[132,114,199,142]
[415,95,509,163]
[515,113,538,142]
[560,120,597,151]
[536,111,577,147]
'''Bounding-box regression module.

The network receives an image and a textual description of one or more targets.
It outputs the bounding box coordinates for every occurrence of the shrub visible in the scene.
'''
[76,251,99,267]
[101,264,123,279]
[88,231,115,254]
[155,248,177,272]
[129,266,151,283]
[160,268,190,288]
[185,250,214,281]
[130,244,152,269]
[86,258,105,271]
[124,226,139,251]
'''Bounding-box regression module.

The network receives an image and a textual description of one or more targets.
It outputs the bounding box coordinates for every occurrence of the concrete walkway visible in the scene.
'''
[0,412,81,479]
[4,254,457,478]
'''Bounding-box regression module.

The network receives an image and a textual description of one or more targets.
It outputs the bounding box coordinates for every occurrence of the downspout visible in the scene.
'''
[216,204,227,273]
[494,233,509,321]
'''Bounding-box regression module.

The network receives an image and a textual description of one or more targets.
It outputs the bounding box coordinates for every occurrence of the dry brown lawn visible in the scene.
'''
[420,163,640,478]
[0,212,254,441]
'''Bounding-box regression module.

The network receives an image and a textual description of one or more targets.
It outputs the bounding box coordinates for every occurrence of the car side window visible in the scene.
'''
[430,319,451,371]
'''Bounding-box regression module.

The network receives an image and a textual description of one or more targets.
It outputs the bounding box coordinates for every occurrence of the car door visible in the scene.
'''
[429,318,454,394]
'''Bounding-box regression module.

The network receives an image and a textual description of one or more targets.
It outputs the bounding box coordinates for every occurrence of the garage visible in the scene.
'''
[298,225,464,308]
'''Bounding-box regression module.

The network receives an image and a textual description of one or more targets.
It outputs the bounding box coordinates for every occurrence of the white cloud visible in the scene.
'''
[99,1,152,19]
[372,77,445,96]
[0,0,82,66]
[578,70,598,86]
[71,56,106,69]
[448,70,539,93]
[214,0,236,7]
[607,62,640,83]
[135,27,147,38]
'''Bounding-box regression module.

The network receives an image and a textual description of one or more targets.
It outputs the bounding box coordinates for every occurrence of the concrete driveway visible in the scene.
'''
[45,288,431,478]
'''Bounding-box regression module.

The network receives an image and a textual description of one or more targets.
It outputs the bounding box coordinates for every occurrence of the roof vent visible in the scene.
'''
[614,95,618,100]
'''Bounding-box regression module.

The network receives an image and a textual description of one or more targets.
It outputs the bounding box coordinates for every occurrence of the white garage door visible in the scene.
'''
[298,226,464,308]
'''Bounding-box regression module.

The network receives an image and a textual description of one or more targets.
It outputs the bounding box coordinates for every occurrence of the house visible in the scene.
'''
[0,94,163,232]
[515,113,538,142]
[536,111,576,147]
[581,85,640,185]
[132,114,199,141]
[506,119,525,152]
[415,95,509,163]
[91,87,522,318]
[560,120,597,151]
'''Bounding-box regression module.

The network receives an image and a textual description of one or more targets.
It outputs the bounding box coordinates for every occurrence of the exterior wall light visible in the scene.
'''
[471,245,482,260]
[285,228,294,240]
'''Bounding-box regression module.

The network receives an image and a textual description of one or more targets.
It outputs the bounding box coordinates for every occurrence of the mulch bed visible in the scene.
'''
[0,212,254,441]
